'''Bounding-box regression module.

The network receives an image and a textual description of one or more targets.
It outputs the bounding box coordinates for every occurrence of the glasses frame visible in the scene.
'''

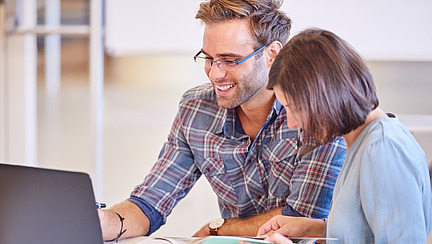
[193,44,268,70]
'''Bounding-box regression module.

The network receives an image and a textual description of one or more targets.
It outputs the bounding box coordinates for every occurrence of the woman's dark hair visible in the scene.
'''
[268,28,379,152]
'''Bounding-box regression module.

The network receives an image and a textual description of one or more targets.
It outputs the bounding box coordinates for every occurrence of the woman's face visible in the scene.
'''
[274,85,301,129]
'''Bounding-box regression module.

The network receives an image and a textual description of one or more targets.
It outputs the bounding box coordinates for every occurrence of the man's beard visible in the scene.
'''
[216,60,268,109]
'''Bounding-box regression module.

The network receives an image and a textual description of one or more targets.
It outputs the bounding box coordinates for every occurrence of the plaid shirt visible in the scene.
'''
[130,84,346,234]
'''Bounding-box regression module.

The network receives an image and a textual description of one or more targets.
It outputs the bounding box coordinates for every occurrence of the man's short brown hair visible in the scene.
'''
[195,0,291,49]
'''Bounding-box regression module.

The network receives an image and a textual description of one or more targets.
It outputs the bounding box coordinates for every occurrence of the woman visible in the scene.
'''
[258,28,432,243]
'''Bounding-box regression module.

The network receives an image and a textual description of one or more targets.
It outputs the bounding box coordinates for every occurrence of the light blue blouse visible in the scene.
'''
[327,115,432,243]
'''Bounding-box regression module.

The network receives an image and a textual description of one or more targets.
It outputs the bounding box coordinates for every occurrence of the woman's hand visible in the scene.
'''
[257,215,325,239]
[263,232,294,244]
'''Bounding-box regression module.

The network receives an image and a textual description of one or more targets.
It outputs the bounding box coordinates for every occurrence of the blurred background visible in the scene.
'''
[1,0,432,237]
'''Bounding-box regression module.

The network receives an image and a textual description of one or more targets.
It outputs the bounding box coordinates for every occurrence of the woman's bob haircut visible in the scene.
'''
[268,28,379,152]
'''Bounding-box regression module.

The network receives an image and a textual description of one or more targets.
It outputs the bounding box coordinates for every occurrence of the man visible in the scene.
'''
[99,0,346,241]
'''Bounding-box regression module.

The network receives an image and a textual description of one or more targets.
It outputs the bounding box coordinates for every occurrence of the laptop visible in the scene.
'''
[0,163,104,244]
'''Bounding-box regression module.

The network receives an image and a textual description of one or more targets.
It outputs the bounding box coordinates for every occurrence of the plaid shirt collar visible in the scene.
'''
[217,98,284,139]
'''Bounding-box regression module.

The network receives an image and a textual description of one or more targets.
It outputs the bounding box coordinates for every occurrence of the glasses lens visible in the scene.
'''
[194,56,207,68]
[194,55,238,70]
[219,60,237,70]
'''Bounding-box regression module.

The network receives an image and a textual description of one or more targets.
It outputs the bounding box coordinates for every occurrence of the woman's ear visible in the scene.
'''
[266,41,283,68]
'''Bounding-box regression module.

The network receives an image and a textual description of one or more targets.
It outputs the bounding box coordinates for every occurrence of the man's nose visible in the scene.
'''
[207,62,227,81]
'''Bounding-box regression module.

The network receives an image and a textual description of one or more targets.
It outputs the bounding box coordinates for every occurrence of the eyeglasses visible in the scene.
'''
[193,44,268,71]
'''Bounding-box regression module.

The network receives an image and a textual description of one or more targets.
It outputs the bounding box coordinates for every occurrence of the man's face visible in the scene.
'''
[201,19,270,109]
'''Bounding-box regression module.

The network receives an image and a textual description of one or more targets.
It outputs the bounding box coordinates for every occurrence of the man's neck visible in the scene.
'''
[236,93,276,141]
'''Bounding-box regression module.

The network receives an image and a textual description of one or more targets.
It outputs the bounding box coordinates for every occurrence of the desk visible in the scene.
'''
[104,236,326,244]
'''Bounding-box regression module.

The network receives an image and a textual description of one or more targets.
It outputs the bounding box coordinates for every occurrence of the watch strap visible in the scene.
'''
[209,227,218,236]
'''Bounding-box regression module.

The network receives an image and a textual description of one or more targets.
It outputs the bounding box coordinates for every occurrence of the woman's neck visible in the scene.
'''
[343,107,388,148]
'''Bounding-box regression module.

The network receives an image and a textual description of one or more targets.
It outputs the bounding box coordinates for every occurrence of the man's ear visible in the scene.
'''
[266,41,283,68]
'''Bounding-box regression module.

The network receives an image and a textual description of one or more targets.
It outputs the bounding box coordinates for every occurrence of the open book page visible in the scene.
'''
[135,236,273,244]
[290,237,338,244]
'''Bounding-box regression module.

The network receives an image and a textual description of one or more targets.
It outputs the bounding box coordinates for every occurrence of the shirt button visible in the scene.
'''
[256,195,262,199]
[205,168,210,173]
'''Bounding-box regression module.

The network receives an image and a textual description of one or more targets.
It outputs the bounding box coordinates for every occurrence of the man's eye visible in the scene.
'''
[222,60,237,65]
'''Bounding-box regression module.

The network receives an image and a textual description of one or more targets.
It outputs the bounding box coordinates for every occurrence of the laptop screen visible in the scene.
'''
[0,163,104,244]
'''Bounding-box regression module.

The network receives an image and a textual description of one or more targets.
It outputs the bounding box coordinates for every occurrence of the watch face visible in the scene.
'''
[209,218,225,229]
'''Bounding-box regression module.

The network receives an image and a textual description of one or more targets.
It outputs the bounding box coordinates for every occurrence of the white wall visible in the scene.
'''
[105,0,432,61]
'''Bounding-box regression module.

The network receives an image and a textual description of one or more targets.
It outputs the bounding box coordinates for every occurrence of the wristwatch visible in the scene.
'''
[209,218,225,236]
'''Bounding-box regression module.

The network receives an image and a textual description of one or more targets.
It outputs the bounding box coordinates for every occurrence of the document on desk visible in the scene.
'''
[135,236,271,244]
[290,237,338,243]
[135,236,337,244]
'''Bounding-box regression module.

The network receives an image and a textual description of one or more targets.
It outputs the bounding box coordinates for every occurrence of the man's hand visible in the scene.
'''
[257,215,325,238]
[192,223,210,237]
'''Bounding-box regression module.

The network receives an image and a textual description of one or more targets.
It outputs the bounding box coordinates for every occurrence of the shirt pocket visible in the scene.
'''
[195,156,238,206]
[260,139,298,197]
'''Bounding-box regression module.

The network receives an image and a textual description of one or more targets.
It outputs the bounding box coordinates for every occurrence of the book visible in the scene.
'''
[135,236,337,244]
[136,236,272,244]
[290,237,338,243]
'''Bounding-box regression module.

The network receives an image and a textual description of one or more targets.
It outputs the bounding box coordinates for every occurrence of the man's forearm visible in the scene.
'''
[99,200,150,241]
[217,207,283,236]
